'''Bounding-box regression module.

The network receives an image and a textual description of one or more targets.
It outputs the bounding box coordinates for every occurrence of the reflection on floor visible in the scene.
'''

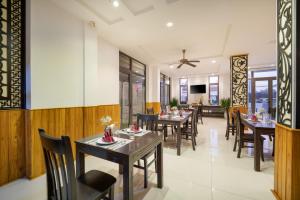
[0,118,275,200]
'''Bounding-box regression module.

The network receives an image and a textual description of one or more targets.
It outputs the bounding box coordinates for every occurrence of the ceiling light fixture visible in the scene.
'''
[211,60,216,64]
[169,65,174,69]
[166,22,174,28]
[112,0,119,7]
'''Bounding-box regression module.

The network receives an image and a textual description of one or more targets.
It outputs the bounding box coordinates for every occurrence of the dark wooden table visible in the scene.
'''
[158,111,192,156]
[239,116,275,171]
[75,131,164,200]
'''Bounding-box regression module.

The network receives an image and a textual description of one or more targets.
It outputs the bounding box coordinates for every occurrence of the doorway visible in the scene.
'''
[119,52,146,128]
[249,70,277,117]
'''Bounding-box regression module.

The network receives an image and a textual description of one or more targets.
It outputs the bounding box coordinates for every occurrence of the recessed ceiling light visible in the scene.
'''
[169,65,174,69]
[112,0,119,7]
[211,60,216,64]
[166,22,174,28]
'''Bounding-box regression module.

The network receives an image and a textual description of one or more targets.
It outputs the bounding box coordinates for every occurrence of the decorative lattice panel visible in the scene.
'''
[0,0,25,108]
[230,55,248,107]
[277,0,292,127]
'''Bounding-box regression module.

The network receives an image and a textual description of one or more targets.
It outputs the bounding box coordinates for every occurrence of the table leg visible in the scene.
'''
[123,162,133,200]
[157,142,163,188]
[177,122,182,156]
[76,147,85,177]
[254,129,261,171]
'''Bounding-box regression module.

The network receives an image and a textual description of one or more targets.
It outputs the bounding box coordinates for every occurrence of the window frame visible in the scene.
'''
[160,73,171,107]
[209,75,219,105]
[179,78,188,104]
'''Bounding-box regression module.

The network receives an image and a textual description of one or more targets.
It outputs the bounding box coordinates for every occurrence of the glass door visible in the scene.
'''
[132,74,145,122]
[120,72,130,128]
[254,80,270,113]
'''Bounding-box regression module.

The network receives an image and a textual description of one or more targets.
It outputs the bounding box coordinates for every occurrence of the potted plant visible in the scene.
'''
[220,98,231,118]
[170,97,178,108]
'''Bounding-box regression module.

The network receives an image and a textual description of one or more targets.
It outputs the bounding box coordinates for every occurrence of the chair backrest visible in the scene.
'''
[146,107,154,114]
[39,129,77,200]
[178,104,189,110]
[191,109,198,134]
[137,114,158,131]
[235,111,244,140]
[226,108,230,125]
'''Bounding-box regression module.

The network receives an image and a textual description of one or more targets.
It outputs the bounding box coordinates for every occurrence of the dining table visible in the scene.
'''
[239,114,275,171]
[75,130,164,200]
[157,111,192,156]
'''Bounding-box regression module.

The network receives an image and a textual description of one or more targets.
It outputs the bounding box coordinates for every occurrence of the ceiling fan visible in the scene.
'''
[176,49,200,69]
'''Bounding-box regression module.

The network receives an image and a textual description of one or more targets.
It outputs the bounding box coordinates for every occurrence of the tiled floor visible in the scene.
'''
[0,118,275,200]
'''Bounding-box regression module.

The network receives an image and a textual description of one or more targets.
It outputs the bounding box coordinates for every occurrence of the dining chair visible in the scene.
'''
[135,114,158,188]
[177,109,197,150]
[39,129,116,200]
[146,107,154,114]
[225,108,236,140]
[197,105,203,124]
[233,111,265,161]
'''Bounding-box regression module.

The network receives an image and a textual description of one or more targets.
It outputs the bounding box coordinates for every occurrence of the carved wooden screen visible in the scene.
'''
[0,0,25,109]
[230,55,248,107]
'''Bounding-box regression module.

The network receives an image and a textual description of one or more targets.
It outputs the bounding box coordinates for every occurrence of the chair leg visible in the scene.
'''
[191,134,196,151]
[233,133,238,151]
[109,185,114,200]
[237,141,242,158]
[232,127,235,136]
[226,126,229,140]
[144,159,148,188]
[272,136,275,157]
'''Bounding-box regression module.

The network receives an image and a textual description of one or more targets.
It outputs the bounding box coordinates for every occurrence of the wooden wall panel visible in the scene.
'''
[83,105,120,137]
[0,110,25,186]
[146,102,161,114]
[26,105,119,179]
[26,107,84,179]
[273,123,300,200]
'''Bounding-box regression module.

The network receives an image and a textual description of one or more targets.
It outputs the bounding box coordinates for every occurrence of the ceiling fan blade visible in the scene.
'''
[186,62,196,67]
[177,63,183,69]
[188,60,200,63]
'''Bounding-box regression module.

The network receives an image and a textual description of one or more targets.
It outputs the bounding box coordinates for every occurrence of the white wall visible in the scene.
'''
[28,0,119,109]
[147,66,160,102]
[171,73,230,104]
[30,0,84,109]
[97,37,119,105]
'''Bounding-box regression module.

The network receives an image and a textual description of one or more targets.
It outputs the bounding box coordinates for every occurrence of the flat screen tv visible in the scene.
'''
[190,85,206,94]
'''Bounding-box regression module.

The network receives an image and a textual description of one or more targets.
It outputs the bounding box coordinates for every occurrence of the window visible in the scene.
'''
[209,75,219,105]
[179,78,188,104]
[160,74,171,107]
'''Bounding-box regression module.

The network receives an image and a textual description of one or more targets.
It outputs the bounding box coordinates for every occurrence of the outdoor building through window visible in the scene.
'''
[180,78,188,104]
[209,75,219,105]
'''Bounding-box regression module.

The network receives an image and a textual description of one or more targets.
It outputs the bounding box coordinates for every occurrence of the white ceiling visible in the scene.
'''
[52,0,276,76]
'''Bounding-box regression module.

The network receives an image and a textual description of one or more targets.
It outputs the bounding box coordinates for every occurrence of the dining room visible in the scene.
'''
[0,0,300,200]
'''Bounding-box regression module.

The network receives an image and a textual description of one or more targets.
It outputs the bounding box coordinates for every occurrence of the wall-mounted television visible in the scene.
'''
[190,85,206,94]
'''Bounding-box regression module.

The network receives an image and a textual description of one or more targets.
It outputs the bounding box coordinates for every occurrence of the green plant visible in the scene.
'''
[220,98,231,109]
[169,98,179,108]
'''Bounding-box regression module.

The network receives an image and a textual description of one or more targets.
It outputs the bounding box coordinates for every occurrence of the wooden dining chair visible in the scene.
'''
[225,108,236,140]
[198,105,203,124]
[146,107,154,114]
[135,114,158,188]
[178,109,197,150]
[39,129,116,200]
[233,112,265,161]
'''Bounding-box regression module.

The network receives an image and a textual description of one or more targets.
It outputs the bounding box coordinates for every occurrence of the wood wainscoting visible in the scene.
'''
[83,105,120,137]
[273,123,300,200]
[146,102,161,114]
[0,110,25,186]
[25,104,120,179]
